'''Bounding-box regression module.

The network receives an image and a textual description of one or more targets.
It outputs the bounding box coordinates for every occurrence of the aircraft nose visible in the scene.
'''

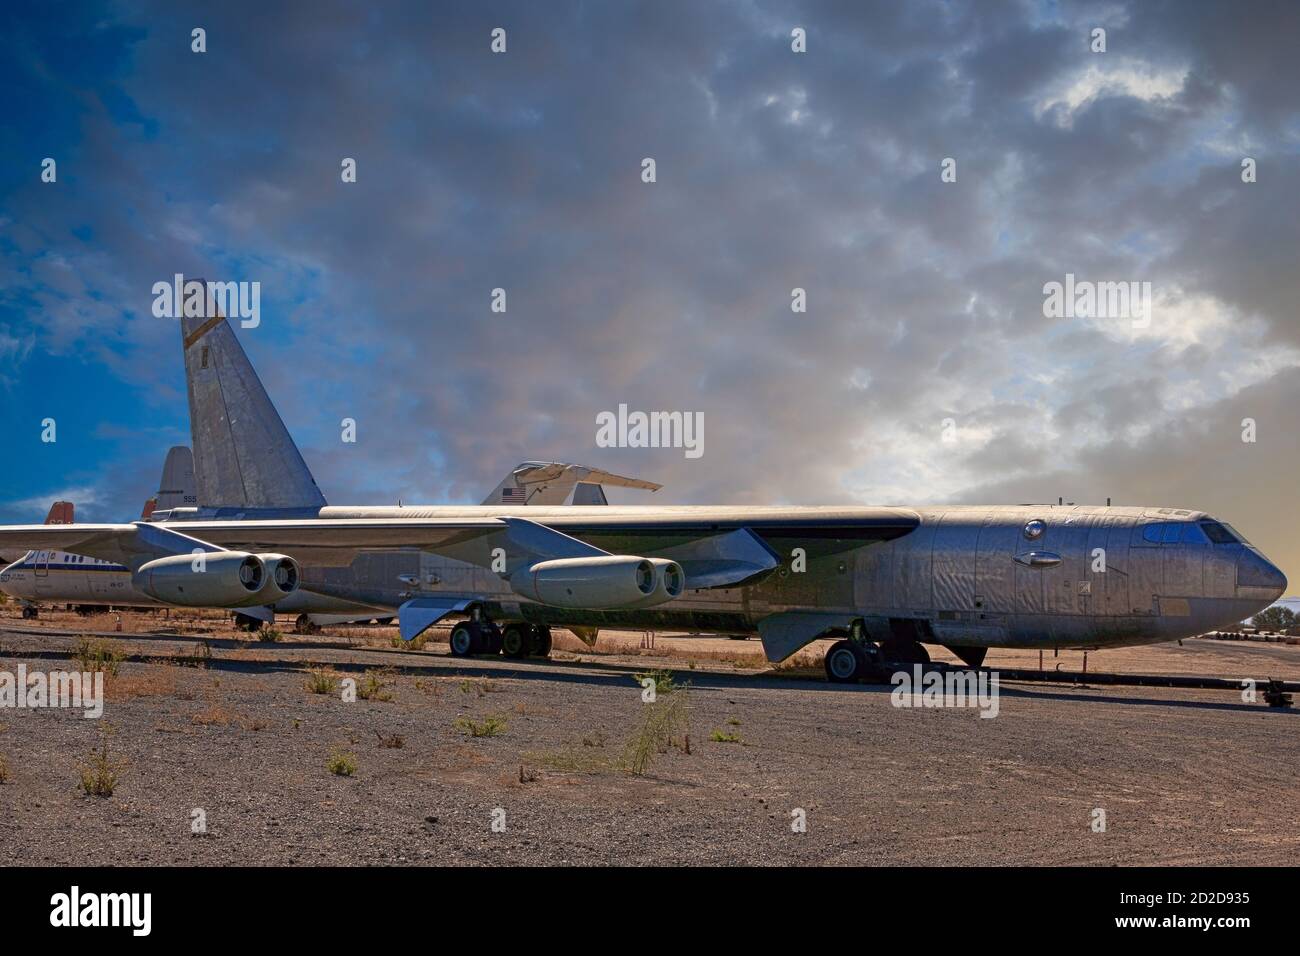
[1237,548,1287,600]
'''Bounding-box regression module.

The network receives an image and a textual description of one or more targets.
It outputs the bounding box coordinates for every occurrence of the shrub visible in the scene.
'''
[305,668,340,695]
[327,750,358,776]
[454,714,507,737]
[73,638,124,677]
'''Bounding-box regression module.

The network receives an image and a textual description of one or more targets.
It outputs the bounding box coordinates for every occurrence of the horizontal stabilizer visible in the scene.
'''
[481,461,662,506]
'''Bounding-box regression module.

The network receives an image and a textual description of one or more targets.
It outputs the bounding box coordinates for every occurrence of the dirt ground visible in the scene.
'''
[1,606,1297,866]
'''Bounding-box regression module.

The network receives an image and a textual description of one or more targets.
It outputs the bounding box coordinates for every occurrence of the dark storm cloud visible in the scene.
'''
[0,0,1296,579]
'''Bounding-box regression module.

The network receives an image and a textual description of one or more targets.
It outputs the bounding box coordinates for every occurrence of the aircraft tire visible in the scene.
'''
[501,624,530,658]
[824,640,863,682]
[449,622,476,657]
[471,621,500,655]
[881,641,930,666]
[530,626,553,658]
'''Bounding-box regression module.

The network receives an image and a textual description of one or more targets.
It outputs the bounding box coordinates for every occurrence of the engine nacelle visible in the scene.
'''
[509,555,683,609]
[254,553,300,604]
[626,557,686,608]
[133,551,296,608]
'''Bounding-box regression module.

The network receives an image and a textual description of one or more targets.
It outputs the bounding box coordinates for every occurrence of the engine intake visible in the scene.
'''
[254,553,300,603]
[626,558,686,607]
[509,555,684,609]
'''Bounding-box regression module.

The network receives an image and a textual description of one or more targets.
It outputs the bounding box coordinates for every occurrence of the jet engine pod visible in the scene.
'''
[252,553,300,603]
[133,551,269,608]
[625,557,686,608]
[509,555,678,609]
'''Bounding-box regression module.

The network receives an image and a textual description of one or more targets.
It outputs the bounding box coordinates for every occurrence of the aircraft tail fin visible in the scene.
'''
[153,445,196,513]
[180,278,327,509]
[44,501,74,524]
[480,462,661,506]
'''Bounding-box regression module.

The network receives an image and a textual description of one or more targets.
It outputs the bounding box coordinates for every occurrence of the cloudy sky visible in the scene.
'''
[0,0,1296,586]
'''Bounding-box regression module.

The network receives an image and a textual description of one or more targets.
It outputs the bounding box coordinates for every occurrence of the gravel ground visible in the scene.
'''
[1,610,1297,866]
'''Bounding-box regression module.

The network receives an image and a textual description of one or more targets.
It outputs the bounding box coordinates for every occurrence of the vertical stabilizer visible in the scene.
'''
[44,501,74,524]
[180,280,327,509]
[154,445,196,512]
[571,482,608,505]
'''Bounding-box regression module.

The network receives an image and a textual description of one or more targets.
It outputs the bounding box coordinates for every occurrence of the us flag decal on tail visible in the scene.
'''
[500,487,527,503]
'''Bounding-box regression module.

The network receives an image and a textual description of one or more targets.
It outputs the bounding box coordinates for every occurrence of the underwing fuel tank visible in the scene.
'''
[508,555,684,609]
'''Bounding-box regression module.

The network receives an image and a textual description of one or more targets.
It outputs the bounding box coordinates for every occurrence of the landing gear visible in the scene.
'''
[449,622,475,656]
[500,623,553,659]
[528,625,552,658]
[21,605,38,620]
[880,639,930,665]
[501,623,529,658]
[234,613,262,632]
[449,620,502,657]
[824,640,882,683]
[294,614,320,635]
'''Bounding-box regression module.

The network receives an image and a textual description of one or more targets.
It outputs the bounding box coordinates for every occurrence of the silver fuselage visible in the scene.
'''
[1,503,1284,651]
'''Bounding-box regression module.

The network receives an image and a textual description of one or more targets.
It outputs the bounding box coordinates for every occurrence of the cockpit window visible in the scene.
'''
[1143,521,1213,544]
[1199,520,1241,544]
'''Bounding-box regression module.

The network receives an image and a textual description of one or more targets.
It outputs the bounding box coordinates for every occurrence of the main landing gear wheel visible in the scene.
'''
[501,624,530,659]
[449,622,476,657]
[294,614,320,635]
[528,625,553,658]
[21,606,37,620]
[882,641,930,665]
[825,640,874,683]
[501,624,553,659]
[234,613,262,632]
[450,620,501,656]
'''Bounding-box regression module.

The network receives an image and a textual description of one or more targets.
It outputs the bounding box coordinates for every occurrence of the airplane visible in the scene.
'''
[0,289,1286,680]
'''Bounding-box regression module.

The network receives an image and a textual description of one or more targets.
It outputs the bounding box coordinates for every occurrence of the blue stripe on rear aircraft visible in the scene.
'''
[13,563,129,573]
